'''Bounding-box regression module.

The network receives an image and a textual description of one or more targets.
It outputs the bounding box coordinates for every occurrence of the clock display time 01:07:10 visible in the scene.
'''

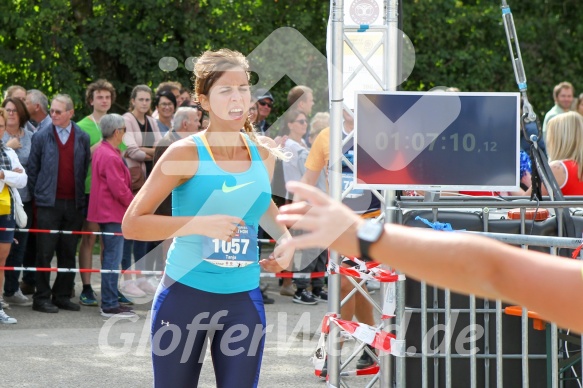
[375,132,498,153]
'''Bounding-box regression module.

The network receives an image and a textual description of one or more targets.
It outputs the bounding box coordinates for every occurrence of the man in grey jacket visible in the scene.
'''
[27,94,90,313]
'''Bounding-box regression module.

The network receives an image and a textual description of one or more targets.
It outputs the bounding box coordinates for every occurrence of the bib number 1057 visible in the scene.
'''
[210,238,250,256]
[203,224,257,268]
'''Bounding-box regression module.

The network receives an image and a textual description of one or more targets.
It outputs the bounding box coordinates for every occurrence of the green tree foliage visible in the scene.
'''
[0,0,580,121]
[402,0,583,117]
[0,0,329,117]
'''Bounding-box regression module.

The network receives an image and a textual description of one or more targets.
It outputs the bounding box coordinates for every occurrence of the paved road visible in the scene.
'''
[0,258,382,388]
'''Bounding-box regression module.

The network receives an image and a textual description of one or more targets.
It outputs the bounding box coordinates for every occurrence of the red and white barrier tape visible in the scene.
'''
[0,227,278,244]
[0,227,123,236]
[260,271,327,279]
[330,258,406,283]
[324,314,404,356]
[312,313,405,378]
[340,365,380,377]
[0,266,162,275]
[0,266,326,278]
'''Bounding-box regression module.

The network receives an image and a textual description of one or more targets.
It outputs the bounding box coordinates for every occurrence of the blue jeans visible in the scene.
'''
[122,239,161,272]
[100,223,124,309]
[4,201,32,296]
[122,239,149,271]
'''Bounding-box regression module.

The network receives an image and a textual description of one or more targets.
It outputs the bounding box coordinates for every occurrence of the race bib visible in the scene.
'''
[342,172,364,199]
[202,225,258,268]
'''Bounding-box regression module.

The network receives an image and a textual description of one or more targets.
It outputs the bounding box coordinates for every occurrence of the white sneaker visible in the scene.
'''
[121,280,146,298]
[3,289,33,307]
[0,296,9,309]
[0,309,17,324]
[147,276,160,289]
[136,278,157,295]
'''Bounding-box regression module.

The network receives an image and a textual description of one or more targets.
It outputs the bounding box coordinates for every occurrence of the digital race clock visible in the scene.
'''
[354,91,520,191]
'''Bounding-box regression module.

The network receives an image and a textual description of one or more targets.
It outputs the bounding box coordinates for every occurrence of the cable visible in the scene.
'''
[564,329,582,387]
[528,197,540,236]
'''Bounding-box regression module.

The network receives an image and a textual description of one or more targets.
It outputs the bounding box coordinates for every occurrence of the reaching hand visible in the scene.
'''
[276,182,364,257]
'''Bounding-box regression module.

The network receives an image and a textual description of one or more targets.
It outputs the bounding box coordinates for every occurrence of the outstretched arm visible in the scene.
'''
[277,181,583,332]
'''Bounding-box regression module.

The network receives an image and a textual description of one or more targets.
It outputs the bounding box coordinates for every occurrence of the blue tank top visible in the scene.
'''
[165,133,272,294]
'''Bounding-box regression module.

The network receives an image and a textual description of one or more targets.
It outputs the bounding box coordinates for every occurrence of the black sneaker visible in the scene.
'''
[262,291,275,305]
[101,306,137,318]
[356,345,376,369]
[292,289,317,305]
[312,289,328,302]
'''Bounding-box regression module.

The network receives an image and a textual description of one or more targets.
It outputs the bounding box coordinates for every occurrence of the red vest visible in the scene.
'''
[54,126,76,200]
[560,160,583,195]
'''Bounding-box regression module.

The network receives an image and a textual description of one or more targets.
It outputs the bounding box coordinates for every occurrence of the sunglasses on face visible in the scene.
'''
[258,100,273,108]
[50,109,66,116]
[5,109,17,115]
[293,119,308,125]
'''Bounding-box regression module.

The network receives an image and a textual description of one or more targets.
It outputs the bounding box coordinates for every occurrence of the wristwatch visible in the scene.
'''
[357,220,384,261]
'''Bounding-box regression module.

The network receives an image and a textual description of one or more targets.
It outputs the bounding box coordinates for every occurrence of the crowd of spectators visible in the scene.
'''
[0,78,582,327]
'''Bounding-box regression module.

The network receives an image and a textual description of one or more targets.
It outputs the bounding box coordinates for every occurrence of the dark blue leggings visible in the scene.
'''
[151,275,266,388]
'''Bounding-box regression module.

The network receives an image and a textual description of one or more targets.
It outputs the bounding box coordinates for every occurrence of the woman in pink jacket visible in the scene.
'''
[88,114,135,317]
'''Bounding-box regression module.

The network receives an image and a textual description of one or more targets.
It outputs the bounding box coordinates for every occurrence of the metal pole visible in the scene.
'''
[445,289,452,388]
[385,1,403,387]
[328,1,344,386]
[421,281,428,388]
[496,300,504,388]
[470,294,477,388]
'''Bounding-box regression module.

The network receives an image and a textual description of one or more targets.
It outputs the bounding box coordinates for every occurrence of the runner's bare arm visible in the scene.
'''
[123,138,242,241]
[278,181,583,332]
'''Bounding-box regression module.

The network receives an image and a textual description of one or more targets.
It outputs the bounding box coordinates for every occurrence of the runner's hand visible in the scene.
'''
[276,182,364,256]
[202,215,245,242]
[259,242,295,273]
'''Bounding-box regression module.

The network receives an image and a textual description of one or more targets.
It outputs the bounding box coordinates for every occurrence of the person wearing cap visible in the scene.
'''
[254,88,274,137]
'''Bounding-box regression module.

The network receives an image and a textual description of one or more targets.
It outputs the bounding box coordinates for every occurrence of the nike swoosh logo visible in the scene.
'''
[222,181,255,193]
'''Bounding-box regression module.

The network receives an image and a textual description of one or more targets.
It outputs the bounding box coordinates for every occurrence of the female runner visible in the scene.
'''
[123,49,293,387]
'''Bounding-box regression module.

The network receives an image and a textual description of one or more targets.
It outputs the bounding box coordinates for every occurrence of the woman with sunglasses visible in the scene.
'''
[122,48,294,387]
[0,107,28,324]
[280,110,309,201]
[87,114,135,317]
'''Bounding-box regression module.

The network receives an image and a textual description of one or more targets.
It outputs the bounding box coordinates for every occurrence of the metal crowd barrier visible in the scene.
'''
[390,196,583,388]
